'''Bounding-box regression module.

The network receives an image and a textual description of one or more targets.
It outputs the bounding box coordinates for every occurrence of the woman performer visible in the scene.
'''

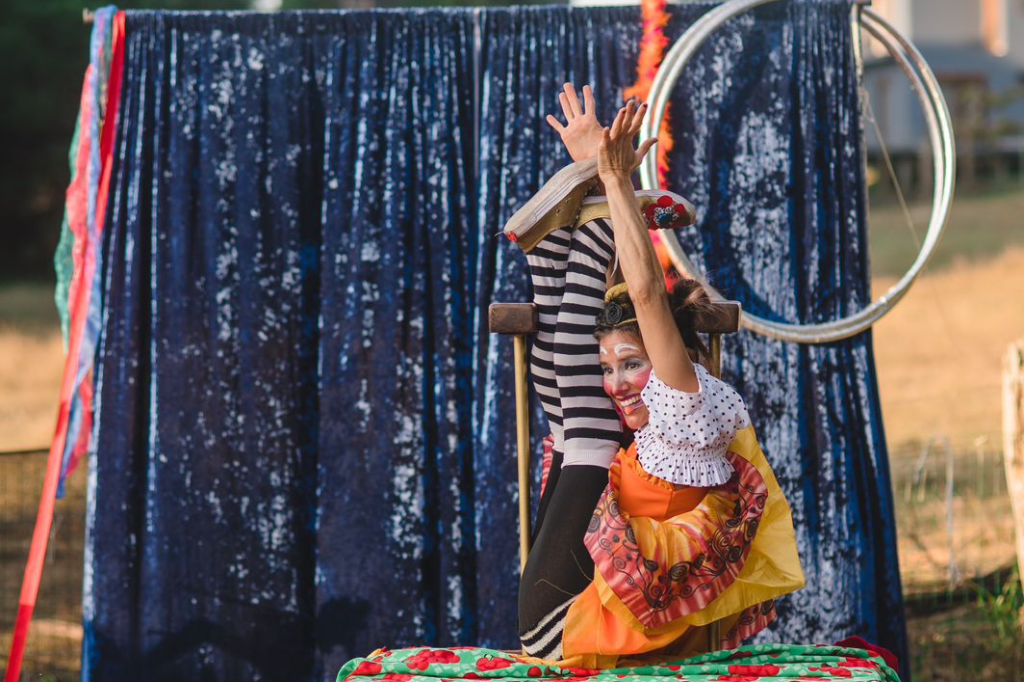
[504,85,805,669]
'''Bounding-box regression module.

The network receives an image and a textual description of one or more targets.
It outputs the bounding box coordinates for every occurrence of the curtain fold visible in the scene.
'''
[83,4,906,682]
[316,9,479,662]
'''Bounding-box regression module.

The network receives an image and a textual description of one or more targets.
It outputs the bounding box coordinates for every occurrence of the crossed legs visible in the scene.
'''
[518,219,622,660]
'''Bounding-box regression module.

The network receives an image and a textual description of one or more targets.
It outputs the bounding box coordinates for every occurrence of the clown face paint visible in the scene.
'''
[599,329,652,431]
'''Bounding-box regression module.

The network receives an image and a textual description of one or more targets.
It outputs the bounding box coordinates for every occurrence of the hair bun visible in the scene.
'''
[669,278,713,362]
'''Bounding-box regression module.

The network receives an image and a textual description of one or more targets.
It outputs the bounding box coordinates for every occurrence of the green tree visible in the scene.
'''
[0,0,558,280]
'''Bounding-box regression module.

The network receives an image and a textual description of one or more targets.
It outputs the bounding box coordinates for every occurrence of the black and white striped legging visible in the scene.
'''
[519,218,622,660]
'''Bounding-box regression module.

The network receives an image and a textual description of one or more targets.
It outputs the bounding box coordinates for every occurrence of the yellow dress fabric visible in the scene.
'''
[550,426,805,669]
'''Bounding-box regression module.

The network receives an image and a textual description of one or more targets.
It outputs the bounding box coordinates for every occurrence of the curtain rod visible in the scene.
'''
[83,0,873,24]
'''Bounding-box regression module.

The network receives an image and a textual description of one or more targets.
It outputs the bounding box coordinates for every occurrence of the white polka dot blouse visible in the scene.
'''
[635,363,751,487]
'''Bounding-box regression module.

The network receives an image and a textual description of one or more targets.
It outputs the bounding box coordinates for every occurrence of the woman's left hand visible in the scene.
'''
[598,101,657,183]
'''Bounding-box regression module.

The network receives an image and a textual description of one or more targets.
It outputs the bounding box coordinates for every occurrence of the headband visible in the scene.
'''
[597,283,638,329]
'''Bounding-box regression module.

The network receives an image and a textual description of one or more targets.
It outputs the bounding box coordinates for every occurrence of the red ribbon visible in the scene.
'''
[4,12,125,682]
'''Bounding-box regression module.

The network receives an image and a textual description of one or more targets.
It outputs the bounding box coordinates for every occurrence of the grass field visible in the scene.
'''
[869,182,1024,455]
[0,283,64,452]
[872,245,1024,454]
[0,184,1022,680]
[868,183,1024,280]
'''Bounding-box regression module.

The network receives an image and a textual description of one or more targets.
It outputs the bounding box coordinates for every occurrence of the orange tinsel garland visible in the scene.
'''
[624,0,679,286]
[623,0,674,189]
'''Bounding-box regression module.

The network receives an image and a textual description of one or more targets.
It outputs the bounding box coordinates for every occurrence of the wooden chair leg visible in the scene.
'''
[489,303,540,574]
[513,334,532,573]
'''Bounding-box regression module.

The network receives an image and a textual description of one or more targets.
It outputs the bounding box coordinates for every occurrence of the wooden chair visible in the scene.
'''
[489,298,742,654]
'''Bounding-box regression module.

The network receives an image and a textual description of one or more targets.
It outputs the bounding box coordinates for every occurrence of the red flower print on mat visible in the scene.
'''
[725,651,755,660]
[728,664,781,677]
[808,666,853,677]
[352,661,383,676]
[644,195,689,230]
[563,668,600,677]
[839,658,879,669]
[476,656,515,671]
[406,649,460,670]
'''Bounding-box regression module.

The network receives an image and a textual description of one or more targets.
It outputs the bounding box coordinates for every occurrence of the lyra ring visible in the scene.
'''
[639,1,956,344]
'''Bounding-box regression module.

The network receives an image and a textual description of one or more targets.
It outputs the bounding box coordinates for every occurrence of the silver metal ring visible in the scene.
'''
[639,2,956,343]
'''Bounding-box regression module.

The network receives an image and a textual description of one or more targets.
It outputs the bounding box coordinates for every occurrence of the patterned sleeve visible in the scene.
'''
[634,364,751,487]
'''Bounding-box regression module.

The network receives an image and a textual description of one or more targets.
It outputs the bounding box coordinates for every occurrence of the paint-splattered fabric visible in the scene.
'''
[336,643,900,682]
[82,3,906,681]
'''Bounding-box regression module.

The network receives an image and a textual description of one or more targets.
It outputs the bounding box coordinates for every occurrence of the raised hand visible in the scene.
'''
[598,100,657,181]
[545,83,605,163]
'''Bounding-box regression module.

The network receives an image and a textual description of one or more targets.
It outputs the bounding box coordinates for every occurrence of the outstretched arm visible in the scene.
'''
[598,102,699,393]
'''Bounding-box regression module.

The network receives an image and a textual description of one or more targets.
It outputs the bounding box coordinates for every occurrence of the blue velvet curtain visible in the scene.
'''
[660,2,906,661]
[85,4,906,682]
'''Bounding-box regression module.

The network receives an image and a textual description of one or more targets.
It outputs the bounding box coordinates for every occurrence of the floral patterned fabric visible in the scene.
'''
[556,428,804,668]
[337,644,899,682]
[586,452,766,629]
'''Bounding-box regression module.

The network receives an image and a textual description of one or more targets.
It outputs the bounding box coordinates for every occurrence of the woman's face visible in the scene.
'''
[599,330,652,431]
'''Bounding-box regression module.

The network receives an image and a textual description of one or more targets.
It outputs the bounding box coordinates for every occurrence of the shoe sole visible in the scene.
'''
[502,159,599,253]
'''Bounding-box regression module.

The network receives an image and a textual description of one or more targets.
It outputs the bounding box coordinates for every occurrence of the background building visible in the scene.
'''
[864,0,1024,189]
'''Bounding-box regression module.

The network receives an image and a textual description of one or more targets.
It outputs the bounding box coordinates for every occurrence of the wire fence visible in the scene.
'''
[0,449,85,682]
[1,442,1021,681]
[891,438,1024,682]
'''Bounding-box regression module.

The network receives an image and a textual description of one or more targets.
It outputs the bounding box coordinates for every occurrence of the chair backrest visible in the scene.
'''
[691,301,741,379]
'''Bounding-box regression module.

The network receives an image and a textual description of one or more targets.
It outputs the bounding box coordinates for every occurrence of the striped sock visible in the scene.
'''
[520,594,576,660]
[526,228,572,455]
[555,219,622,468]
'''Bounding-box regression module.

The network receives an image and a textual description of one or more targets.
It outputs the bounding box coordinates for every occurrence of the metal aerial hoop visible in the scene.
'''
[639,0,957,344]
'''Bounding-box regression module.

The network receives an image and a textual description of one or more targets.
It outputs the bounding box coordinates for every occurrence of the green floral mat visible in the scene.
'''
[338,643,900,682]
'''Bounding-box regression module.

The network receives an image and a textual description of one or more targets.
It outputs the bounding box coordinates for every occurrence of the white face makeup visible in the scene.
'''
[599,331,653,430]
[614,343,641,356]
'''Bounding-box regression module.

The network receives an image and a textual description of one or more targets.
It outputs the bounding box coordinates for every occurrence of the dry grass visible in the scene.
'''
[0,284,65,452]
[871,245,1024,455]
[893,452,1017,590]
[868,183,1024,455]
[868,187,1024,681]
[868,183,1024,279]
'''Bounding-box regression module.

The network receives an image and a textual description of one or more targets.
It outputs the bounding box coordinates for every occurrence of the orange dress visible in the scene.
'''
[546,426,805,669]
